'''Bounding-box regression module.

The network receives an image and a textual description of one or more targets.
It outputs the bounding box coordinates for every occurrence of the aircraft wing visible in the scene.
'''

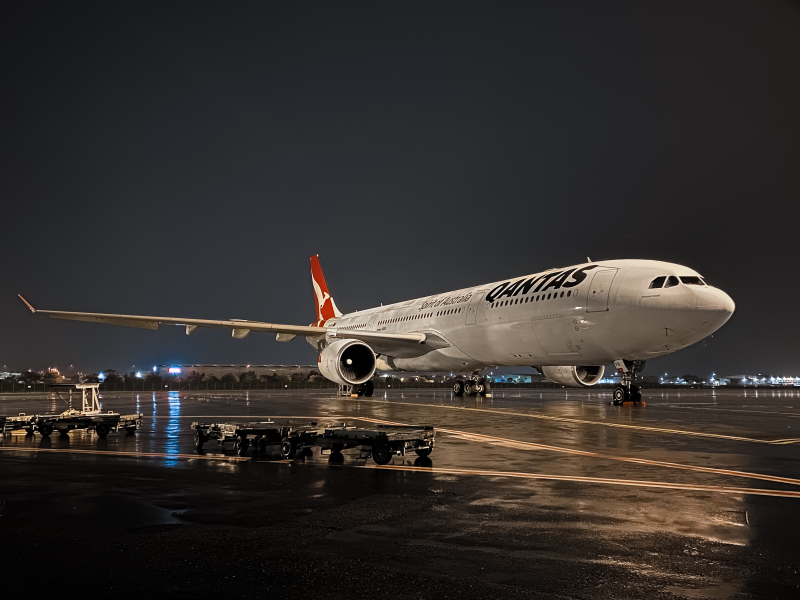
[17,295,445,358]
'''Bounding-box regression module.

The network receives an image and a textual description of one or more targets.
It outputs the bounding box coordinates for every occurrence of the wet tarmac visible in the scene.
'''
[2,388,800,598]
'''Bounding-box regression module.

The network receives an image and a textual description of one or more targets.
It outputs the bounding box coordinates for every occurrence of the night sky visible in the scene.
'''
[2,1,799,378]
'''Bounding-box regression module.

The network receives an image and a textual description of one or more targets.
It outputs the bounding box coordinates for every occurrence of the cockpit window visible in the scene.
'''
[680,276,706,286]
[664,276,680,288]
[649,276,667,289]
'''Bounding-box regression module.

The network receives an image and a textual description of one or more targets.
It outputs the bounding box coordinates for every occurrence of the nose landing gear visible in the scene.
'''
[612,360,645,406]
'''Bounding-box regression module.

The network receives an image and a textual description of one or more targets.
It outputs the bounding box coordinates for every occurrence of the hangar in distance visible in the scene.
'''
[19,255,734,405]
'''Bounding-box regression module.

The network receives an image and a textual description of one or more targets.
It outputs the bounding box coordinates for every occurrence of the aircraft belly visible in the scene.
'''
[391,347,483,372]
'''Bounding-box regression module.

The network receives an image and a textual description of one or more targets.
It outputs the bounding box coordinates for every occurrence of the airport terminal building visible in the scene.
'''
[154,364,321,380]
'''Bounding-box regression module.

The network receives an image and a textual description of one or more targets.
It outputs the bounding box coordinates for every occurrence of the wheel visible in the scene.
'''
[363,380,374,397]
[612,385,629,405]
[279,437,296,459]
[474,380,485,395]
[59,430,69,437]
[95,424,110,437]
[194,431,207,450]
[464,381,478,396]
[24,428,35,436]
[371,445,393,465]
[125,426,137,434]
[236,438,250,456]
[630,385,642,403]
[38,424,53,437]
[415,447,432,457]
[452,380,465,397]
[482,379,492,396]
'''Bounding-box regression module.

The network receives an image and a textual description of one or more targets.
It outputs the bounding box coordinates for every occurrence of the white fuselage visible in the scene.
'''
[324,259,735,373]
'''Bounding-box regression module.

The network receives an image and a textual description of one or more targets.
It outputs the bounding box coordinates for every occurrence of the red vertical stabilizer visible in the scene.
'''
[311,255,342,326]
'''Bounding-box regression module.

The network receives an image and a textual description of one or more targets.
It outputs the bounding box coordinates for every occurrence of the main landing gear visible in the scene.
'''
[338,380,374,397]
[612,360,645,406]
[452,373,491,397]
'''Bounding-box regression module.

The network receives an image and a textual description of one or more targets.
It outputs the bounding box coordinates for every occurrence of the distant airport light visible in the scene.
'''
[153,366,157,372]
[135,371,142,378]
[168,367,182,374]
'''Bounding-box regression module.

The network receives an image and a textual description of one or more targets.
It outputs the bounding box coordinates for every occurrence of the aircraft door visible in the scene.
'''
[368,312,379,330]
[465,292,485,325]
[586,269,618,312]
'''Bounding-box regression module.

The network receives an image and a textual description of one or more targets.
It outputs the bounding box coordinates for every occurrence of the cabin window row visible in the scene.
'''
[488,289,576,309]
[378,311,442,326]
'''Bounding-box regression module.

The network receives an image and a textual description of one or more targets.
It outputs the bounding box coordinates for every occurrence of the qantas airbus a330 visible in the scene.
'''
[19,255,734,404]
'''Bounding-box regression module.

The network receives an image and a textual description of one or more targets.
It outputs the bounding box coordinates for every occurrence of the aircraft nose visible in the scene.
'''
[694,287,735,318]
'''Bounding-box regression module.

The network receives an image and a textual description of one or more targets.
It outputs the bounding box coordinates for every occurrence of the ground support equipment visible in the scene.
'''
[315,424,435,465]
[0,383,142,438]
[191,421,321,458]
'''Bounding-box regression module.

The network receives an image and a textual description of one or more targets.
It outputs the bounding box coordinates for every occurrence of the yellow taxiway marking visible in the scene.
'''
[2,441,798,500]
[438,429,800,487]
[346,398,800,444]
[364,464,800,499]
[354,416,800,488]
[0,446,250,462]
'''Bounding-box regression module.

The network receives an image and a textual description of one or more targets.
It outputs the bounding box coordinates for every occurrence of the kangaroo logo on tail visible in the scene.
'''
[311,255,342,326]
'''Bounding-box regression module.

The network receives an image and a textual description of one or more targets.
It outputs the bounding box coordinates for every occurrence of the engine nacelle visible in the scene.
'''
[540,365,604,388]
[318,339,376,385]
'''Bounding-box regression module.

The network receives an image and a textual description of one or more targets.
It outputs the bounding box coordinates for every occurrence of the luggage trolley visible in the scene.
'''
[316,423,435,465]
[191,420,321,458]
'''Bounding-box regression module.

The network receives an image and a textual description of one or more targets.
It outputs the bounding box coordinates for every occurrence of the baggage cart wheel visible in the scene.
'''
[125,426,137,434]
[95,424,110,437]
[415,447,432,458]
[279,437,296,459]
[236,438,250,456]
[371,445,393,465]
[59,430,70,437]
[195,431,207,450]
[38,424,54,437]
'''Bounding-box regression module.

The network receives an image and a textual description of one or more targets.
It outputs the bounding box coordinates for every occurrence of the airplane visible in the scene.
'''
[19,255,734,405]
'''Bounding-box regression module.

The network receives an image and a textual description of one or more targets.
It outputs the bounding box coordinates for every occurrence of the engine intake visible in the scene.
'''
[318,339,376,385]
[540,365,604,388]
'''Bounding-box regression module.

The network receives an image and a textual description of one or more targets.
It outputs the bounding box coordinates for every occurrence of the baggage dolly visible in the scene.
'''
[315,424,435,465]
[191,421,321,458]
[0,384,142,438]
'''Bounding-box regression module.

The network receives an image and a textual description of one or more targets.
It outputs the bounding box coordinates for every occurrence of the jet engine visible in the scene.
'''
[318,339,376,386]
[540,365,604,388]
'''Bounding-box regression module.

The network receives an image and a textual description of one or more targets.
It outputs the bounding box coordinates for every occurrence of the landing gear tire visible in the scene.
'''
[279,437,296,459]
[630,385,642,404]
[95,424,110,437]
[372,445,393,465]
[452,380,465,397]
[612,385,629,406]
[474,380,485,395]
[464,381,478,396]
[363,380,374,397]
